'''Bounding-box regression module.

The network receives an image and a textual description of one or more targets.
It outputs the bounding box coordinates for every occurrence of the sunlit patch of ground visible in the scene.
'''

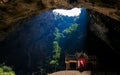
[49,71,91,75]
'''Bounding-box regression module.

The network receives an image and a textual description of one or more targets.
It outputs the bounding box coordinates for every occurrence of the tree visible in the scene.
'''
[53,41,61,59]
[63,23,78,34]
[50,41,61,71]
[50,23,78,71]
[54,28,63,41]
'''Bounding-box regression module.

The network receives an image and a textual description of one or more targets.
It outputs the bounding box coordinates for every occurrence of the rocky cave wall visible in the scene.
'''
[86,9,120,71]
[0,0,120,73]
[0,0,120,42]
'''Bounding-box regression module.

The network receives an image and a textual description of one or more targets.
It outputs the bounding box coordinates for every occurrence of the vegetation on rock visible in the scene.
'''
[63,23,78,34]
[50,23,78,71]
[0,65,15,75]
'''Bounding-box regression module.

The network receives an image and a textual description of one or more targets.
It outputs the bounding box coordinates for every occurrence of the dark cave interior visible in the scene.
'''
[0,7,120,75]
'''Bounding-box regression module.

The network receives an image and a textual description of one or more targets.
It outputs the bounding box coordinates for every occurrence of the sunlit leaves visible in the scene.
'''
[50,41,61,65]
[0,68,3,73]
[0,65,15,75]
[54,28,62,41]
[50,23,79,71]
[2,66,12,72]
[63,23,78,34]
[50,60,58,66]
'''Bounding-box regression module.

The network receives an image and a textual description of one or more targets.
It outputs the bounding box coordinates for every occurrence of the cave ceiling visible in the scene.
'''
[0,0,120,41]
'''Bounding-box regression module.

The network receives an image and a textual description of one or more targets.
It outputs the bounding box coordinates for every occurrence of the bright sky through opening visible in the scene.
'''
[53,8,81,17]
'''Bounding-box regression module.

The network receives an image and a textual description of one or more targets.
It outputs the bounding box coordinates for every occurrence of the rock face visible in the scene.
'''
[0,0,120,41]
[87,9,120,54]
[0,10,56,72]
[0,0,70,41]
[87,9,120,71]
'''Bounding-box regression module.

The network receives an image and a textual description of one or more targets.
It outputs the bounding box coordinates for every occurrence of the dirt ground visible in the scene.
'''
[49,71,91,75]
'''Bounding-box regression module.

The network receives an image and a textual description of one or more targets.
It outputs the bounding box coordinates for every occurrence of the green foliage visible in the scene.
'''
[50,41,61,65]
[63,23,78,34]
[53,41,61,59]
[0,68,3,73]
[50,23,78,71]
[0,65,15,75]
[50,60,58,65]
[50,29,61,71]
[54,28,63,41]
[2,66,12,72]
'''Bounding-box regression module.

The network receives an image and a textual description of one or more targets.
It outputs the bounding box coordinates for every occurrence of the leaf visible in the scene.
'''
[63,23,78,34]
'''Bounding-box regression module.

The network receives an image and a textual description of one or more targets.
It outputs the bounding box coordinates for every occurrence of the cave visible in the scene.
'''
[0,1,120,75]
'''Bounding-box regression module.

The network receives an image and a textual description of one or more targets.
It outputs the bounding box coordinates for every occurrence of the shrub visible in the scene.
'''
[0,65,15,75]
